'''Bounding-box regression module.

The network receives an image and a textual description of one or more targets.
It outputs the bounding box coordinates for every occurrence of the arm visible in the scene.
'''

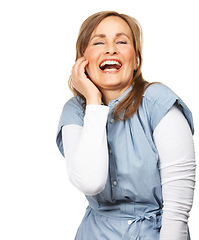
[153,105,196,240]
[61,57,109,195]
[62,105,109,196]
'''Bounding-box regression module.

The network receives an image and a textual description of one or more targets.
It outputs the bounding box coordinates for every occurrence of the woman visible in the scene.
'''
[56,11,195,240]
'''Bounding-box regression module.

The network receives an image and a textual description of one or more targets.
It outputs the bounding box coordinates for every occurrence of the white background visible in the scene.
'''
[0,0,198,239]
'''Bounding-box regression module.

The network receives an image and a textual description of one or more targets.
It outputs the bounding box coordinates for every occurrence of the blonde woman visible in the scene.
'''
[56,11,195,240]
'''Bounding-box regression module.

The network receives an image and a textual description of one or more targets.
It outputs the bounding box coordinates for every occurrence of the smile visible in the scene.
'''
[99,60,122,73]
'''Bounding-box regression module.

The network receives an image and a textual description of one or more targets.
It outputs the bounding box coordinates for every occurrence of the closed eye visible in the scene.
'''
[93,42,104,45]
[117,41,127,44]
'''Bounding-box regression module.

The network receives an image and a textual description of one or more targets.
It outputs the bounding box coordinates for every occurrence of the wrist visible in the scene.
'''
[86,95,102,105]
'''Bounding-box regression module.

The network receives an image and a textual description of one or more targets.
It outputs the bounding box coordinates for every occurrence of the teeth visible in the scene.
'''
[100,60,121,68]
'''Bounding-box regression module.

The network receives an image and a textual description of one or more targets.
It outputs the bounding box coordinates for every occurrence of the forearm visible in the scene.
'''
[153,105,196,240]
[62,105,109,196]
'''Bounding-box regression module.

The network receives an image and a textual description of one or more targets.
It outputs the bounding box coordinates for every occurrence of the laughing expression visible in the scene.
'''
[84,16,137,94]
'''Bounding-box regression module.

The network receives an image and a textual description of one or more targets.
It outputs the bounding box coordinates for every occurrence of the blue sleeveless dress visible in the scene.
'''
[56,83,194,240]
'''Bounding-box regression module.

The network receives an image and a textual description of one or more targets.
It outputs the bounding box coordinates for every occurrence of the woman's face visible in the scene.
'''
[84,16,137,93]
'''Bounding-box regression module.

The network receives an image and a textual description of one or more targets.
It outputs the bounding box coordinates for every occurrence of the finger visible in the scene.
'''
[72,57,88,81]
[72,57,86,76]
[78,59,89,79]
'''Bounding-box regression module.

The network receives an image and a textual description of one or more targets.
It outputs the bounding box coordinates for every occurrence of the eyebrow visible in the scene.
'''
[90,32,131,41]
[116,32,131,39]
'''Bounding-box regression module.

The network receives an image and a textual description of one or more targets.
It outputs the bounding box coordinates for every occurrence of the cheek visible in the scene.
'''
[125,51,137,69]
[84,49,100,75]
[84,48,98,62]
[124,48,136,61]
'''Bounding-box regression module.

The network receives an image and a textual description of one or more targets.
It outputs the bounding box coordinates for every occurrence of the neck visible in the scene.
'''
[100,85,131,106]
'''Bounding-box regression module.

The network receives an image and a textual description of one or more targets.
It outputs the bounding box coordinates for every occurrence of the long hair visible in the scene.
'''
[69,11,152,120]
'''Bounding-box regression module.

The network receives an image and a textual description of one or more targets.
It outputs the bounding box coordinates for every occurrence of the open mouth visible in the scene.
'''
[99,60,122,72]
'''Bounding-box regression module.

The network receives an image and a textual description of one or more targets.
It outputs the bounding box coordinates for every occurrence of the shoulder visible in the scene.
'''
[62,96,85,114]
[56,96,85,157]
[64,95,84,109]
[143,83,176,104]
[58,96,85,127]
[141,83,179,132]
[141,83,194,134]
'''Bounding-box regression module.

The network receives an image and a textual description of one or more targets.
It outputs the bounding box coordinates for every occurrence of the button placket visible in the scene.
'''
[113,180,117,186]
[107,142,119,201]
[107,112,122,201]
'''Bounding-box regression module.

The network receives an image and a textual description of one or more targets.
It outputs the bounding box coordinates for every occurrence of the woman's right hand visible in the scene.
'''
[71,57,102,105]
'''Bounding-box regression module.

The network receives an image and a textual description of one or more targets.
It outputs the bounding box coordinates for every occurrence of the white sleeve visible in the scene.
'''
[62,105,109,196]
[153,105,196,240]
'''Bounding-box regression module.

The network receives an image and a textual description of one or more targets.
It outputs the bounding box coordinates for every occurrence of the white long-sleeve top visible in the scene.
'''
[62,104,195,240]
[62,105,109,196]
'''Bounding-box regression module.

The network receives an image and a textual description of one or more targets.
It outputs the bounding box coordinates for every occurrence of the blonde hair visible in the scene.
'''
[69,11,152,120]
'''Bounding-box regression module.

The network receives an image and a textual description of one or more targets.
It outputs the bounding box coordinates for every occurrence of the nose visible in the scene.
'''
[105,50,117,55]
[104,43,118,55]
